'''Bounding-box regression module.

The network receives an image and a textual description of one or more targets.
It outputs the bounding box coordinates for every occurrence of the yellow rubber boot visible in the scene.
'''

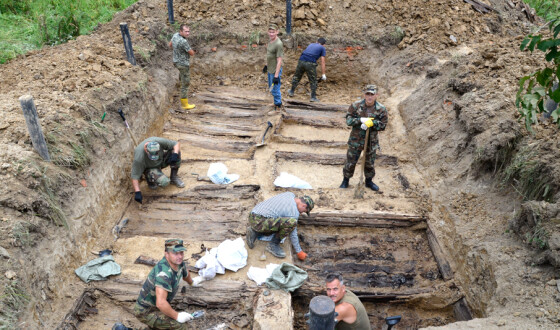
[180,98,195,110]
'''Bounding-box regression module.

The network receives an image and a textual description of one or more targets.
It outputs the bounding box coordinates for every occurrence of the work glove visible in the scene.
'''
[360,123,368,130]
[272,77,280,85]
[321,74,327,81]
[297,251,308,261]
[168,152,179,164]
[192,276,205,287]
[262,65,267,73]
[176,312,194,323]
[134,191,142,204]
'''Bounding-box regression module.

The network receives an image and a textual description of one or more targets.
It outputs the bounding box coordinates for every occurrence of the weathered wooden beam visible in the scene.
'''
[299,211,425,228]
[275,151,398,167]
[453,297,473,321]
[294,284,436,303]
[463,0,495,13]
[57,289,97,330]
[19,95,51,161]
[273,135,347,148]
[426,222,453,281]
[282,112,346,128]
[285,100,347,112]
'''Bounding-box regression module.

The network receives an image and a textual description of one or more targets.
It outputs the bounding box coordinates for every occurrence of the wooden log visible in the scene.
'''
[285,100,347,112]
[57,289,97,329]
[18,95,50,161]
[275,151,398,167]
[299,211,425,228]
[134,255,158,266]
[273,135,347,148]
[426,222,453,281]
[294,283,436,302]
[463,0,495,13]
[119,23,136,65]
[282,112,346,128]
[453,297,473,321]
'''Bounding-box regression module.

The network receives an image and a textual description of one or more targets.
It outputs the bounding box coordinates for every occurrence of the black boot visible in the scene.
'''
[365,178,379,191]
[310,91,319,102]
[339,177,349,188]
[266,236,286,258]
[170,168,185,188]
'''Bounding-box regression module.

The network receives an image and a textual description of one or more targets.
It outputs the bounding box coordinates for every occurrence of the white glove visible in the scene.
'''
[360,123,368,130]
[360,117,369,124]
[192,276,205,287]
[177,312,194,323]
[321,74,327,81]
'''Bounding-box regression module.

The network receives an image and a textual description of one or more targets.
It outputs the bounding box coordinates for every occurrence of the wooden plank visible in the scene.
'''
[299,211,425,228]
[426,221,453,281]
[453,297,473,321]
[285,99,347,112]
[282,111,346,128]
[273,134,347,148]
[168,121,261,138]
[57,289,97,330]
[275,151,398,167]
[175,133,254,153]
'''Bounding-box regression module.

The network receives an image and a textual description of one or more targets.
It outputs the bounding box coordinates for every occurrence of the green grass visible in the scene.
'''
[0,280,29,329]
[525,0,560,21]
[0,0,138,64]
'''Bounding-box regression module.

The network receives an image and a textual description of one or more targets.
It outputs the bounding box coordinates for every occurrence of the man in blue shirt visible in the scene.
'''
[287,38,327,102]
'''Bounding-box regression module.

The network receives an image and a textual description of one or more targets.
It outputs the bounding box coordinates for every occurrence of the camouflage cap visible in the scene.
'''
[364,84,377,94]
[268,23,278,30]
[165,239,186,252]
[302,195,314,216]
[146,141,160,161]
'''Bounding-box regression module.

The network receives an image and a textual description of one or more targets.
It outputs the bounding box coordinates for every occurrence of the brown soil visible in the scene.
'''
[1,0,560,329]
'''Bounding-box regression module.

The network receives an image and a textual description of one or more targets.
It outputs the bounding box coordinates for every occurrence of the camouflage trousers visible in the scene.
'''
[290,60,318,95]
[175,63,191,99]
[144,151,181,187]
[133,303,189,330]
[342,143,378,179]
[248,213,297,240]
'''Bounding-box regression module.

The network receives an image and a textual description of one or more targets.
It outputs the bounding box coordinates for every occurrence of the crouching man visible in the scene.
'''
[133,239,200,329]
[132,137,185,204]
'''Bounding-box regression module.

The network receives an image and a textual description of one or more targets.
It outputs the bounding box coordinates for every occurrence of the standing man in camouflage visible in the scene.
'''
[326,273,371,330]
[170,24,196,110]
[263,23,284,110]
[246,192,314,260]
[340,85,388,191]
[132,137,185,204]
[287,37,327,102]
[133,239,202,329]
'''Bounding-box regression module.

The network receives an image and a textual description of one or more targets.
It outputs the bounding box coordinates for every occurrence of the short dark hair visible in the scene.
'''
[180,24,189,31]
[326,273,344,285]
[318,37,326,45]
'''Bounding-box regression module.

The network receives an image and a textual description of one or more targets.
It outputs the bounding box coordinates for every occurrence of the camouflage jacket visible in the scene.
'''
[345,99,388,148]
[135,257,189,311]
[171,32,192,66]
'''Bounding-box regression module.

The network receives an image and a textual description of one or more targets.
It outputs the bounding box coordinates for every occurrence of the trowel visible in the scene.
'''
[256,121,273,147]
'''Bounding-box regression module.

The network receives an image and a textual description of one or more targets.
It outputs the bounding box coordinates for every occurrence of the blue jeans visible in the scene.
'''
[267,67,283,106]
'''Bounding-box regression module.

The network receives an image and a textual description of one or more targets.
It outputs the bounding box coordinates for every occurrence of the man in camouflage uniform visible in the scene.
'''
[246,192,314,260]
[170,24,196,110]
[287,37,327,102]
[133,239,201,329]
[131,137,185,204]
[340,85,388,191]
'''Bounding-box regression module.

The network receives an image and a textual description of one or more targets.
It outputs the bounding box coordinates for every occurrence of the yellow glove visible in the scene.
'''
[364,118,374,128]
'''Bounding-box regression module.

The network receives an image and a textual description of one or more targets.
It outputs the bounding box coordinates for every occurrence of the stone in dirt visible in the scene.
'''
[0,246,10,259]
[5,270,16,279]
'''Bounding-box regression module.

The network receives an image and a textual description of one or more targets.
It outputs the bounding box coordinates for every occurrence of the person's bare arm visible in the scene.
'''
[155,287,178,320]
[173,142,181,154]
[334,302,357,324]
[188,49,195,56]
[275,57,282,77]
[132,179,141,192]
[320,56,325,74]
[168,41,173,49]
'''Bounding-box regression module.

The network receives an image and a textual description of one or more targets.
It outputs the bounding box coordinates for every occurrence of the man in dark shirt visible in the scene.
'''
[287,37,327,102]
[326,273,371,330]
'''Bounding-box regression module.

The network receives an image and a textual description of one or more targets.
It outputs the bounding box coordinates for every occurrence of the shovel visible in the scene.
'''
[354,128,370,199]
[118,108,138,146]
[256,121,273,147]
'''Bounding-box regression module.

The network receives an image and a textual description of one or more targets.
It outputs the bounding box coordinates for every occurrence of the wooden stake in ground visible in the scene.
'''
[354,128,370,199]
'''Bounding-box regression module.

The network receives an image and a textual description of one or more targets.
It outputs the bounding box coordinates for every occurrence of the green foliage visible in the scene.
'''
[0,0,138,64]
[516,18,560,131]
[525,0,560,21]
[525,217,549,249]
[0,280,29,329]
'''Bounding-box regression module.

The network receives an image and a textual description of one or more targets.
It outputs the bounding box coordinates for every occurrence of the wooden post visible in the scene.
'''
[119,23,136,65]
[18,95,50,161]
[167,0,175,25]
[286,0,292,35]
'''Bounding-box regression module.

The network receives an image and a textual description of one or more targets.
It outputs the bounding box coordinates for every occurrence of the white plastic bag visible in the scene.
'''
[273,172,312,189]
[216,237,248,272]
[207,162,240,185]
[247,263,280,285]
[195,248,225,280]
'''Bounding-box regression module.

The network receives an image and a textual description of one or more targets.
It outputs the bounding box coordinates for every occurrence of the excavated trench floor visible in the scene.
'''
[59,87,471,329]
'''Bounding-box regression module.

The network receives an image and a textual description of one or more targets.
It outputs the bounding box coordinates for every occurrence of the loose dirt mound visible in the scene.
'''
[1,0,560,328]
